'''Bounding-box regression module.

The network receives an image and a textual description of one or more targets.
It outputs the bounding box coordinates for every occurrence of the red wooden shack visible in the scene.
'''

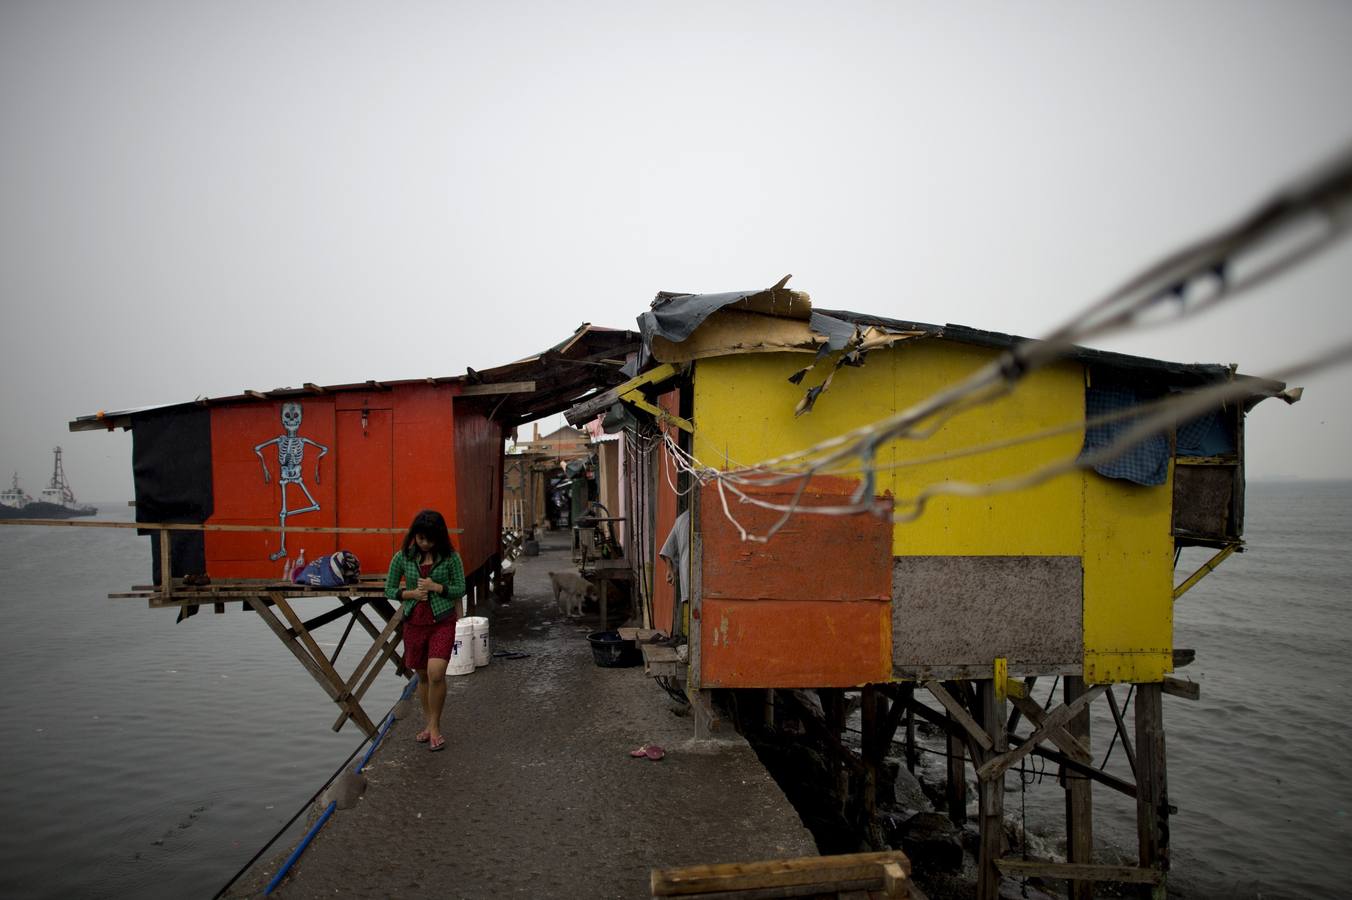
[71,325,639,589]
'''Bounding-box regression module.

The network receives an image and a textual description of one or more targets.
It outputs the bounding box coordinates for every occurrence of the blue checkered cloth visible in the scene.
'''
[1079,383,1169,486]
[1176,407,1235,457]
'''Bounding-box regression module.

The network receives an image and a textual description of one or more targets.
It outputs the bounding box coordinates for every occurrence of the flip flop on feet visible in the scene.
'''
[414,729,430,743]
[428,734,446,752]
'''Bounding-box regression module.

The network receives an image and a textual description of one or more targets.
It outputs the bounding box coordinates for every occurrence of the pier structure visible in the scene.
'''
[223,534,823,899]
[566,279,1298,897]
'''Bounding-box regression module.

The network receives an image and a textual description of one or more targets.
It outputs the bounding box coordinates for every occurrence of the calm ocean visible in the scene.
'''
[1,482,1349,898]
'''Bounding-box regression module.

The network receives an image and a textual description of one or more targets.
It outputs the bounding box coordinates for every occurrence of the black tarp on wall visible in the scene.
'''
[132,406,213,583]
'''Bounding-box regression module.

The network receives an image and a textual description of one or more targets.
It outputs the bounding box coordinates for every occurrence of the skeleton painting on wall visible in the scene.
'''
[253,402,330,561]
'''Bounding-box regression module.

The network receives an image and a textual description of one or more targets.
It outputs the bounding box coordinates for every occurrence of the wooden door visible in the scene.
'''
[336,408,396,575]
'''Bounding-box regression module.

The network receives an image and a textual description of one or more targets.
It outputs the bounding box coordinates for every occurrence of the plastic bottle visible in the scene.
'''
[291,548,307,583]
[282,557,294,581]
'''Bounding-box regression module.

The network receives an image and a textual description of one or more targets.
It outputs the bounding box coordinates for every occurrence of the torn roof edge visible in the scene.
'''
[69,322,639,432]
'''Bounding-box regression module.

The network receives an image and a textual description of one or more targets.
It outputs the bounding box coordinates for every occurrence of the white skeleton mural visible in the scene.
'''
[254,402,330,561]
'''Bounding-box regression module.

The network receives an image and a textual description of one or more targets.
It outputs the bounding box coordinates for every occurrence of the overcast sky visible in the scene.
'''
[3,1,1350,502]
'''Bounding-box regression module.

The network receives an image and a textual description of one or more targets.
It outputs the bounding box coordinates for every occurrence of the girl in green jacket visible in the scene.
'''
[385,509,465,751]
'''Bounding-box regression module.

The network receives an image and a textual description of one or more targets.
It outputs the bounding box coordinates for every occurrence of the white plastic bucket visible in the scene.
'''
[448,620,476,676]
[465,616,490,666]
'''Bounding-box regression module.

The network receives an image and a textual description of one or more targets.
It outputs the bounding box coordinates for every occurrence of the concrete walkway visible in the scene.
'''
[231,535,815,899]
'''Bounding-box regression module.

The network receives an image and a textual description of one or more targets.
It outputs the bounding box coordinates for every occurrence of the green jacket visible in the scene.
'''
[385,550,465,622]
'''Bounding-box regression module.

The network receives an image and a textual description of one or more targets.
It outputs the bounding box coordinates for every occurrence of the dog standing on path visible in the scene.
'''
[549,570,595,617]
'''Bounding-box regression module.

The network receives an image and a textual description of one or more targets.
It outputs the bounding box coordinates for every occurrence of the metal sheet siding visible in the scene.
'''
[696,478,893,688]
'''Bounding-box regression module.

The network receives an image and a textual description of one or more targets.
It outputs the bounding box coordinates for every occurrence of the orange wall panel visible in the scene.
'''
[699,598,892,688]
[697,476,893,687]
[336,407,398,572]
[698,477,892,603]
[390,386,457,553]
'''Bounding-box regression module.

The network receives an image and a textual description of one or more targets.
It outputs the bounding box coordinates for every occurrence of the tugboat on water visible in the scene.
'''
[0,447,97,519]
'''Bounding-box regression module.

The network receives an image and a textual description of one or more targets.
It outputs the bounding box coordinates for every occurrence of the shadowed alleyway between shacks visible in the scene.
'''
[229,534,815,899]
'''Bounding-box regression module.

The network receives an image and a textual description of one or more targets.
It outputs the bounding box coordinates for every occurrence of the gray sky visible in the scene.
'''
[3,1,1350,501]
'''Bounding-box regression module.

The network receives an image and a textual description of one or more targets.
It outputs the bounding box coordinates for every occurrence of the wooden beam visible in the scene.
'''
[1162,677,1200,701]
[650,850,912,897]
[1008,693,1090,763]
[978,685,1106,781]
[1173,543,1238,599]
[1029,745,1141,801]
[268,593,377,735]
[1104,686,1139,778]
[1063,676,1094,900]
[977,679,1006,900]
[566,362,682,424]
[925,681,992,753]
[1134,683,1169,899]
[994,859,1163,886]
[458,380,536,396]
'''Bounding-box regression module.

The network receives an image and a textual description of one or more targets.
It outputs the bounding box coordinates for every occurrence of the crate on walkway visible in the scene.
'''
[650,850,920,899]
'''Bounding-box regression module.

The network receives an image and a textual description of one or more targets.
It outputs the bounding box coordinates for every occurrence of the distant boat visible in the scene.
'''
[0,447,96,519]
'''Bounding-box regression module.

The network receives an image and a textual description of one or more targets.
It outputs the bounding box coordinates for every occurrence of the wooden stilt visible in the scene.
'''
[1064,675,1094,900]
[1135,682,1169,899]
[946,712,968,827]
[904,698,918,775]
[977,679,1006,900]
[862,685,879,829]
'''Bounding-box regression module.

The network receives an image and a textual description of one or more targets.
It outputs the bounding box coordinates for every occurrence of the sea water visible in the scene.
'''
[913,481,1352,899]
[0,485,1349,898]
[0,508,404,899]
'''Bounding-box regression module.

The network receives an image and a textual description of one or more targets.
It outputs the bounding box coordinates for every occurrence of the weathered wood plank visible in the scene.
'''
[457,380,536,396]
[650,850,911,896]
[1162,677,1200,700]
[994,859,1163,885]
[977,685,1106,781]
[1008,693,1090,762]
[1104,685,1139,778]
[977,680,1006,900]
[269,594,376,736]
[925,681,992,752]
[1135,682,1169,899]
[1063,676,1094,900]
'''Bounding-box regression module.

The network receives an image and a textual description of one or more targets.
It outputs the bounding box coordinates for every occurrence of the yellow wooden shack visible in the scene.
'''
[568,279,1296,898]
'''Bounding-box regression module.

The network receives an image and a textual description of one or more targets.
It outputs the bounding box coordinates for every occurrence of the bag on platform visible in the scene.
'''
[294,550,361,588]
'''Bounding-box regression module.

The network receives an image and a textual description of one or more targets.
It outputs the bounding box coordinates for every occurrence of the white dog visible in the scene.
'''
[549,570,596,617]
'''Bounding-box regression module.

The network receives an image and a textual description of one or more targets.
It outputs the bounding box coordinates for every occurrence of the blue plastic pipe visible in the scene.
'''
[355,712,396,774]
[265,800,336,895]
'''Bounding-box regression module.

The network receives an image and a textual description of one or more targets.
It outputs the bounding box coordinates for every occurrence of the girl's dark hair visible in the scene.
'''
[401,509,455,560]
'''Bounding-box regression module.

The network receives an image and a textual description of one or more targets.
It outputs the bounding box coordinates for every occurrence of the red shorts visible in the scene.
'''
[403,614,457,671]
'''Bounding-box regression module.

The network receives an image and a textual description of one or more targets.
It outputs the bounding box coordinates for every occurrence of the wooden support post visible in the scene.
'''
[1064,676,1094,900]
[1135,682,1169,898]
[862,685,879,829]
[158,528,172,598]
[977,679,1006,900]
[905,697,918,775]
[946,711,968,827]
